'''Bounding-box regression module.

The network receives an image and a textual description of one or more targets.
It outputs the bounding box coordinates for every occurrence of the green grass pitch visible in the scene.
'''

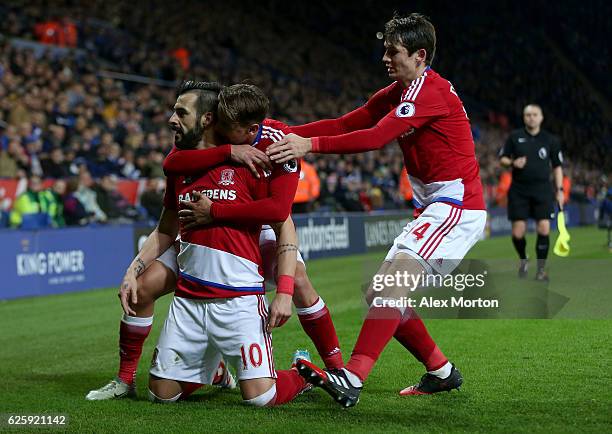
[1,226,610,433]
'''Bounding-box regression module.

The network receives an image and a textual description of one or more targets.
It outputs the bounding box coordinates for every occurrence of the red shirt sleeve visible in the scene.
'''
[163,175,177,210]
[162,145,232,175]
[311,83,449,153]
[210,160,300,224]
[290,84,397,137]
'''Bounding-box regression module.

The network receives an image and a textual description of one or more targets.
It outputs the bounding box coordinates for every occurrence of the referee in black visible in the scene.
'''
[499,104,565,281]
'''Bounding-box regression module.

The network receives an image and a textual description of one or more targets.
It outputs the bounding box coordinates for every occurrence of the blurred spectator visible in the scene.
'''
[0,0,608,221]
[292,161,320,214]
[139,177,164,220]
[75,169,107,222]
[41,147,71,179]
[94,174,140,222]
[9,175,52,228]
[63,177,93,226]
[42,179,66,227]
[398,167,414,208]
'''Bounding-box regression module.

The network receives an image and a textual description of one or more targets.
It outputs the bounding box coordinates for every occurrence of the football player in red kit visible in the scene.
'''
[86,82,342,402]
[266,13,487,407]
[148,84,308,406]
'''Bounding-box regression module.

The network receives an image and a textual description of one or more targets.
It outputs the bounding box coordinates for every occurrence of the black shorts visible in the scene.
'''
[507,184,555,221]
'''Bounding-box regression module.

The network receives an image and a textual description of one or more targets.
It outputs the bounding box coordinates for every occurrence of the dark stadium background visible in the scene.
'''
[0,0,609,228]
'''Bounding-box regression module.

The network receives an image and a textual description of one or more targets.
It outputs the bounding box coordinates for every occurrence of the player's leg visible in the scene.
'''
[297,204,486,405]
[213,295,309,407]
[118,260,176,383]
[148,297,231,402]
[297,257,409,407]
[396,206,486,395]
[260,227,344,369]
[86,251,177,400]
[293,262,344,370]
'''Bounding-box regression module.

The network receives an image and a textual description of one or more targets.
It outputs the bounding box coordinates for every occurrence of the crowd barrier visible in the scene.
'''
[0,204,597,300]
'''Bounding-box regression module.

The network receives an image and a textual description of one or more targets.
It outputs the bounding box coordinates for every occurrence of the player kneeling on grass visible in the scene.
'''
[87,81,338,402]
[148,88,307,406]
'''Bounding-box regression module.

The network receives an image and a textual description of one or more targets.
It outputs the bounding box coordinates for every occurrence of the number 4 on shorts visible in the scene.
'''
[411,222,431,241]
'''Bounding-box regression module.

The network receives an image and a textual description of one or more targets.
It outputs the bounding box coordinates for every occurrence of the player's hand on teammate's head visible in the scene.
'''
[267,293,292,332]
[230,145,272,178]
[266,133,311,163]
[118,273,138,316]
[179,191,213,229]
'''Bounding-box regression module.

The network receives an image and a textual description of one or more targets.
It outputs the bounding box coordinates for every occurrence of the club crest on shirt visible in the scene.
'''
[538,147,548,160]
[219,168,235,186]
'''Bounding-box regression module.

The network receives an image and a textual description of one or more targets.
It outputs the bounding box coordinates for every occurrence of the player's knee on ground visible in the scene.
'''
[240,378,276,406]
[292,263,318,308]
[148,375,182,403]
[242,383,276,407]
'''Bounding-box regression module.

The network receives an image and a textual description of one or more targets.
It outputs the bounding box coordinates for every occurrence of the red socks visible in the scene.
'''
[297,298,343,369]
[345,307,402,382]
[393,309,448,371]
[271,369,307,406]
[118,315,153,385]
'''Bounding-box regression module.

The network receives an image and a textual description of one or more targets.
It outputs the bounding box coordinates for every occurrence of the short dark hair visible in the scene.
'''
[524,103,543,113]
[217,84,269,126]
[384,13,436,65]
[176,80,225,120]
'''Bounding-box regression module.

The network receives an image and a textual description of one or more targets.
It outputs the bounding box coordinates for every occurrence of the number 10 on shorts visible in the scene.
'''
[240,343,263,369]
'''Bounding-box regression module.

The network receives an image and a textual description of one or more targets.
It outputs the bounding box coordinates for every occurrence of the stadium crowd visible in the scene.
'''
[0,0,609,228]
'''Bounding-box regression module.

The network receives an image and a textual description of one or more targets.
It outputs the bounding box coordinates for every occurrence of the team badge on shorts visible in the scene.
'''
[283,159,298,173]
[219,168,235,186]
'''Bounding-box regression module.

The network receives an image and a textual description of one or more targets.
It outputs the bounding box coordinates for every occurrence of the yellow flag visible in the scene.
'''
[553,210,570,257]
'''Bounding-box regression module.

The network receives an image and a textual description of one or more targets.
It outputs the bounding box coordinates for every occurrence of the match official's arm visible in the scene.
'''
[499,135,526,169]
[551,138,565,207]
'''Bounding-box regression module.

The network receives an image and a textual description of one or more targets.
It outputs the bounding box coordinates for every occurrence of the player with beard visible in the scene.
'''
[86,82,341,401]
[146,81,308,406]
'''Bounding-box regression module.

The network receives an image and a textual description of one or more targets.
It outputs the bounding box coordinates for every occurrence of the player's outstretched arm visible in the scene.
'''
[267,216,298,332]
[163,145,272,178]
[268,112,414,163]
[289,84,393,138]
[119,208,178,315]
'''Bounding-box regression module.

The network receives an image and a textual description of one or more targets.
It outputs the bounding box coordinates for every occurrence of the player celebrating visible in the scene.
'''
[266,13,487,407]
[162,85,343,364]
[86,82,342,401]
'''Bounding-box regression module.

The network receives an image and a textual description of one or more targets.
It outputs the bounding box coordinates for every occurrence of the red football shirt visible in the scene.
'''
[292,68,485,210]
[164,163,269,299]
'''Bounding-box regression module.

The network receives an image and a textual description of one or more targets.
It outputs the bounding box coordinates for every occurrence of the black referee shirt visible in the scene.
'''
[500,128,563,186]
